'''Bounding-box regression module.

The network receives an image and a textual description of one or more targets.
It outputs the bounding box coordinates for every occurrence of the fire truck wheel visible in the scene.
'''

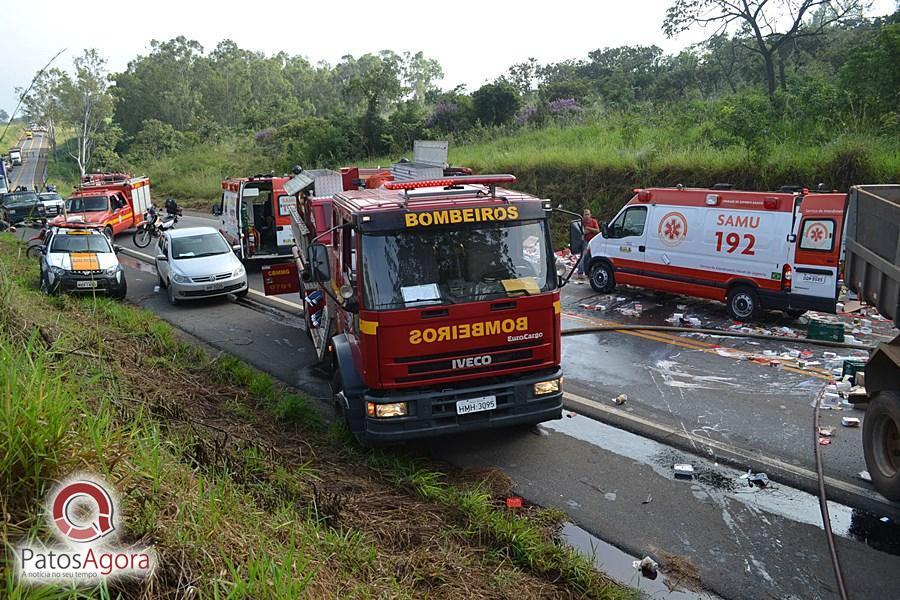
[863,391,900,501]
[331,369,350,426]
[725,285,760,322]
[589,262,615,293]
[103,225,114,240]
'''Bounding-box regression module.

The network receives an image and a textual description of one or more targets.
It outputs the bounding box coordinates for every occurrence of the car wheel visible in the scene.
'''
[589,261,615,293]
[726,285,760,322]
[167,280,179,306]
[103,225,114,240]
[863,391,900,501]
[112,279,127,300]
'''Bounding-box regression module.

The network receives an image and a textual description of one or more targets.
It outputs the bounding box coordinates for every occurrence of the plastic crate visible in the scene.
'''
[842,359,867,384]
[807,320,845,342]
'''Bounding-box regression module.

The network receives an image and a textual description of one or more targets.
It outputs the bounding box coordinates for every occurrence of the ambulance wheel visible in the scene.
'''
[863,391,900,501]
[103,225,114,240]
[589,262,615,293]
[726,285,760,322]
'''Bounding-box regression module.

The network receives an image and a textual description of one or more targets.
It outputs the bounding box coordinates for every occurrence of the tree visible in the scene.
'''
[20,68,67,150]
[840,22,900,116]
[402,51,444,104]
[344,52,403,155]
[59,49,114,176]
[472,82,521,126]
[663,0,869,98]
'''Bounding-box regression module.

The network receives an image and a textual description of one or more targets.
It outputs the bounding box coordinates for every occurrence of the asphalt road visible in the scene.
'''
[101,215,900,600]
[118,212,894,502]
[5,131,47,191]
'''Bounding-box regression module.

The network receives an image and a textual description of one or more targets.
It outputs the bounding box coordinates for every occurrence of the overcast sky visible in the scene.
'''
[1,0,896,117]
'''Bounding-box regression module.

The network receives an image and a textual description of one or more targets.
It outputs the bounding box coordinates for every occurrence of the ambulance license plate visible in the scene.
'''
[801,273,826,284]
[456,395,496,415]
[76,280,97,289]
[204,283,224,291]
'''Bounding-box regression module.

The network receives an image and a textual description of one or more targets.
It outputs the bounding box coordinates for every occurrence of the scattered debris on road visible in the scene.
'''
[858,470,872,483]
[673,464,694,479]
[613,393,627,405]
[818,426,835,437]
[748,472,770,488]
[505,496,524,509]
[642,493,653,504]
[633,556,659,579]
[841,416,861,427]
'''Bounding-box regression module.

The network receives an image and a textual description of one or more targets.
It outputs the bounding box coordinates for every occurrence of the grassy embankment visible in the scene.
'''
[127,113,900,218]
[447,120,900,220]
[0,233,634,599]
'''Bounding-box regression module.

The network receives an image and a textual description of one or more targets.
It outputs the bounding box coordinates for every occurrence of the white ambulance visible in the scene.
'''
[585,186,847,321]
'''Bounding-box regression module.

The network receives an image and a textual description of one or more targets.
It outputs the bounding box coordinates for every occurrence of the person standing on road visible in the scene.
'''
[576,208,600,280]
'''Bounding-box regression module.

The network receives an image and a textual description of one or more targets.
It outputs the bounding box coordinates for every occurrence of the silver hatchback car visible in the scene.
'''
[155,227,248,305]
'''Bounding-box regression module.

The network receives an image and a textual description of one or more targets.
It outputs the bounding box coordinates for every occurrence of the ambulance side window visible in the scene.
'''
[608,207,647,239]
[799,219,835,251]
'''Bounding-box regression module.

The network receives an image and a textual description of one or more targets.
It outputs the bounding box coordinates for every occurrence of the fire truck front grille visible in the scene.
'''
[392,340,549,384]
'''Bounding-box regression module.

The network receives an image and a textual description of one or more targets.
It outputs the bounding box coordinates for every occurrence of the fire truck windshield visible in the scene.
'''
[361,219,554,310]
[67,196,108,212]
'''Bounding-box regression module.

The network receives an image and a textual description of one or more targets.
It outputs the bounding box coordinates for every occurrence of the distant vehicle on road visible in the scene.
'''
[25,130,33,140]
[585,186,846,322]
[155,227,247,305]
[38,191,65,217]
[49,172,152,239]
[39,226,126,298]
[0,190,46,224]
[9,147,22,166]
[0,160,8,195]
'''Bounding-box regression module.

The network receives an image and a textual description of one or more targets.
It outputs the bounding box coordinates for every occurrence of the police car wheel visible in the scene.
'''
[40,273,54,295]
[589,262,615,293]
[726,286,760,322]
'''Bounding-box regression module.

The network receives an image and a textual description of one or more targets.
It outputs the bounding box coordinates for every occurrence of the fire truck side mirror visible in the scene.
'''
[308,243,331,282]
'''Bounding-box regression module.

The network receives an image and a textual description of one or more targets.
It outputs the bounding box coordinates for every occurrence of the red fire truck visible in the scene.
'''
[292,175,564,444]
[585,186,847,321]
[49,173,152,239]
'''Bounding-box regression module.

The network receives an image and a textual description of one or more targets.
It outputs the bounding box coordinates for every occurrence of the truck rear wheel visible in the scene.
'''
[589,261,615,293]
[863,390,900,501]
[726,285,760,322]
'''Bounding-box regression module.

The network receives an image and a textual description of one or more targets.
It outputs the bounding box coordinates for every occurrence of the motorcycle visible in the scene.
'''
[25,221,49,259]
[133,199,181,248]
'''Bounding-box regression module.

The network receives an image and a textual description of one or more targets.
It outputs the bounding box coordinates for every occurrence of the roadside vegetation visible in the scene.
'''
[11,4,899,214]
[0,234,633,599]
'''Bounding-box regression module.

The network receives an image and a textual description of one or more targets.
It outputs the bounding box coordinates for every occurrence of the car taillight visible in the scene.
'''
[782,264,792,291]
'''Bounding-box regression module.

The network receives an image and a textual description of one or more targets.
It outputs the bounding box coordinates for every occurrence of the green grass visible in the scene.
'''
[0,233,632,599]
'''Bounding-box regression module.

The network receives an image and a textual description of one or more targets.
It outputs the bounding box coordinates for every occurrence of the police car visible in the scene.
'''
[39,227,127,298]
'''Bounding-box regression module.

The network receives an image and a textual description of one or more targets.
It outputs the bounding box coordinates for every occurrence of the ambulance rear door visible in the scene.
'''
[790,194,845,308]
[220,186,242,251]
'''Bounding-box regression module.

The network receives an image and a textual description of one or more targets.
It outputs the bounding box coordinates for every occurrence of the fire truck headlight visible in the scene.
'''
[533,378,561,396]
[367,401,409,418]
